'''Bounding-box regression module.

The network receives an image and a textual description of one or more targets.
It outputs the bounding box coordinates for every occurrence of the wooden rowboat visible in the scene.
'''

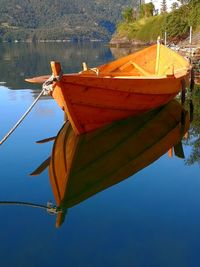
[26,42,190,135]
[48,100,189,227]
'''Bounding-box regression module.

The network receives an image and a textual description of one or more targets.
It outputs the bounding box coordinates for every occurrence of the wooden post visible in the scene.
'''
[189,99,194,123]
[164,31,167,46]
[181,79,186,105]
[189,26,192,45]
[51,61,61,77]
[190,68,195,92]
[50,61,62,92]
[82,62,88,71]
[174,142,185,159]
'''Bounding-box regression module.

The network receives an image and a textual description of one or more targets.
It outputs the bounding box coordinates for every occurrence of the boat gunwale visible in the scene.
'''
[63,66,190,80]
[56,74,183,95]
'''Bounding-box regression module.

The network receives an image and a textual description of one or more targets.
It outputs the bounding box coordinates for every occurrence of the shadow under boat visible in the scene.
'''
[41,100,189,227]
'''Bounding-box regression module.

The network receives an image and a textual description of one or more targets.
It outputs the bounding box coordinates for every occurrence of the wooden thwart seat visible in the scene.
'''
[81,60,153,77]
[119,60,152,76]
[130,61,152,76]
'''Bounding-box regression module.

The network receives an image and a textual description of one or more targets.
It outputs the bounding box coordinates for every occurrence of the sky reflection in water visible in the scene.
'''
[0,42,199,267]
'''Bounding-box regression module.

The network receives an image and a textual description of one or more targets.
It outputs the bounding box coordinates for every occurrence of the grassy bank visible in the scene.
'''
[114,1,200,44]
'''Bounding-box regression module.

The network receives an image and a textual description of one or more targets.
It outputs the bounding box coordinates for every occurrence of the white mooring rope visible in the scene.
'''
[0,70,63,146]
[0,88,45,145]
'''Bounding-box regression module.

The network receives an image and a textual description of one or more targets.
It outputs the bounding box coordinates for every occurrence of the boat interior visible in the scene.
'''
[79,44,190,79]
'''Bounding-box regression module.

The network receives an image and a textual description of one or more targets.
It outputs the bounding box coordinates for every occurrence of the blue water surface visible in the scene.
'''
[0,42,199,267]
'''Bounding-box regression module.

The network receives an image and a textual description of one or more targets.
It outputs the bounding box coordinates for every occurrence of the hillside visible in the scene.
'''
[111,0,200,45]
[0,0,139,42]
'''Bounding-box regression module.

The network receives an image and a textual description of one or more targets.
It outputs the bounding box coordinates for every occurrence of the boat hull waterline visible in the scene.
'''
[26,44,190,134]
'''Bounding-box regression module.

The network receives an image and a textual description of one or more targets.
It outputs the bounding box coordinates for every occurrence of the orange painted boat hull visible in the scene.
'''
[52,75,181,134]
[26,44,191,134]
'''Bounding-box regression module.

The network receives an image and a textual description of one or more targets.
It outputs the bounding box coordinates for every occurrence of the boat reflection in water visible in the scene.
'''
[45,100,190,228]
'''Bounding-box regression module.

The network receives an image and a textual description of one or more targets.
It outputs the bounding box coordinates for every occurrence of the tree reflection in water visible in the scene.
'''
[184,85,200,166]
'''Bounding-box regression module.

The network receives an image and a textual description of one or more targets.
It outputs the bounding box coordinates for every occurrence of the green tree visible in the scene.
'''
[184,88,200,166]
[171,2,179,11]
[162,10,189,41]
[177,0,189,4]
[187,0,200,29]
[139,3,154,18]
[132,7,138,21]
[122,7,134,22]
[189,0,199,6]
[161,0,167,13]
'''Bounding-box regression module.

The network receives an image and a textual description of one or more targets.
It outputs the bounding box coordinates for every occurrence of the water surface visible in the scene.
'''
[0,42,200,267]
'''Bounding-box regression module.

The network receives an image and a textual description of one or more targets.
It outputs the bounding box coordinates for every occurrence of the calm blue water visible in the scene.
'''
[0,42,200,267]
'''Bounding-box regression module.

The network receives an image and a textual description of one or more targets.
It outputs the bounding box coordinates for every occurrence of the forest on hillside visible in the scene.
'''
[113,0,200,44]
[0,0,139,42]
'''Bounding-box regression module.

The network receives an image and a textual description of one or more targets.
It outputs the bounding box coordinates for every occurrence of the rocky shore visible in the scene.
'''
[109,36,150,48]
[178,46,200,85]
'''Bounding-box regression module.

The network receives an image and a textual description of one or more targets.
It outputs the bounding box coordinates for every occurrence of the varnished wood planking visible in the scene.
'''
[26,44,190,134]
